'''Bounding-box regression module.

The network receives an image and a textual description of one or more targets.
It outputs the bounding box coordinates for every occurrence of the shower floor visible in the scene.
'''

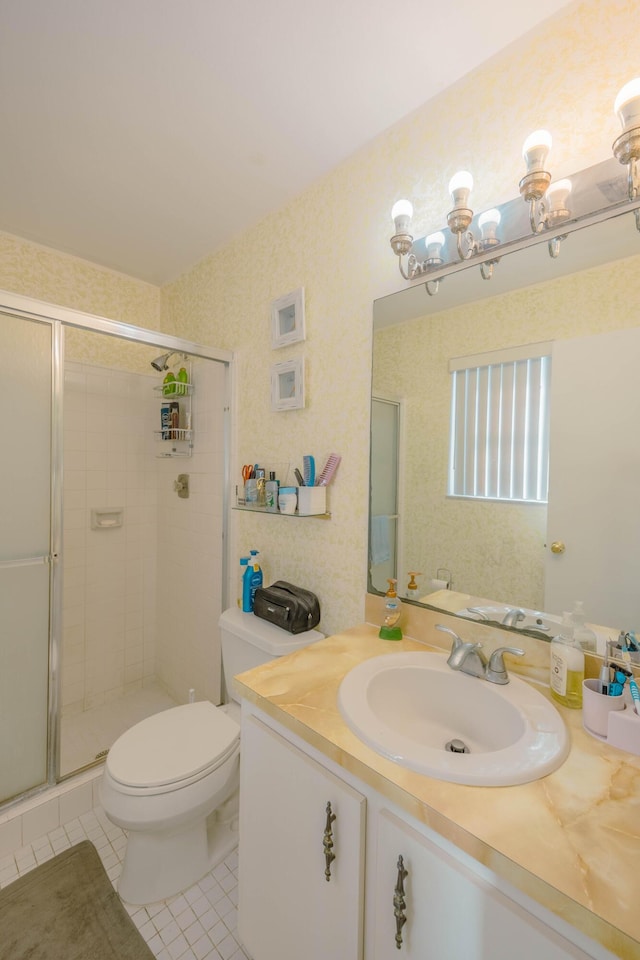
[60,682,178,777]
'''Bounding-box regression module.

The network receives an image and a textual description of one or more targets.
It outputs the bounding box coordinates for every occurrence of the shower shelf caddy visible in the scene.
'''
[153,378,194,459]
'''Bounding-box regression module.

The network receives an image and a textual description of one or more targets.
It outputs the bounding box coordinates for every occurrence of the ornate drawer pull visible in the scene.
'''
[323,801,336,881]
[394,854,408,949]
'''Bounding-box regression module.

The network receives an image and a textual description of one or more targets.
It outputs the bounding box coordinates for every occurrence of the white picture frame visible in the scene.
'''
[271,287,305,348]
[271,358,305,411]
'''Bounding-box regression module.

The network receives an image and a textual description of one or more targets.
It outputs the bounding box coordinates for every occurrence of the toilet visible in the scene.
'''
[100,607,323,904]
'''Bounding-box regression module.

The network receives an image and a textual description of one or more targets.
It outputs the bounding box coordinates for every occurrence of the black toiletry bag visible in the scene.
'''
[253,581,321,634]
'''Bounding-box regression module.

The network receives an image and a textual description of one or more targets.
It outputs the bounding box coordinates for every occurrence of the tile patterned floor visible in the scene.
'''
[0,806,251,960]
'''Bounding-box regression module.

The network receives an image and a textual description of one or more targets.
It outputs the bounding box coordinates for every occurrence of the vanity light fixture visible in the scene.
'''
[389,202,446,294]
[612,77,640,230]
[388,77,640,288]
[424,232,445,295]
[445,172,503,278]
[518,130,572,257]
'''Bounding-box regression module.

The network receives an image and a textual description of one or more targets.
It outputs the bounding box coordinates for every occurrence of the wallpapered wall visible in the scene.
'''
[160,0,640,634]
[373,251,640,611]
[1,0,638,636]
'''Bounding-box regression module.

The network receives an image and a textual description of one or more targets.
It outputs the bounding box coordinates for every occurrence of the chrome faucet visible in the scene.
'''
[501,607,526,627]
[435,625,525,684]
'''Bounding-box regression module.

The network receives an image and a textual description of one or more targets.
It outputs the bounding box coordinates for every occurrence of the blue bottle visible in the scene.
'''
[242,550,263,612]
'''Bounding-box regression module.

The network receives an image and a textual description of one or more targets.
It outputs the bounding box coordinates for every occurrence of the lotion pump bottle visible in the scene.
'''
[550,613,584,709]
[379,579,403,641]
[570,600,597,652]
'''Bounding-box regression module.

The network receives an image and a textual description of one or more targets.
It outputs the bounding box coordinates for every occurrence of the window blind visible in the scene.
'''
[448,345,551,502]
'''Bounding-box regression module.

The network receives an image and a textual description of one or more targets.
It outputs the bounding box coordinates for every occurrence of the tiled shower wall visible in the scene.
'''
[62,362,159,716]
[155,358,226,706]
[62,358,225,723]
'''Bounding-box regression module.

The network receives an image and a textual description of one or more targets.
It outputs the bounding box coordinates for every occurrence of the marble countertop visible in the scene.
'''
[233,606,640,960]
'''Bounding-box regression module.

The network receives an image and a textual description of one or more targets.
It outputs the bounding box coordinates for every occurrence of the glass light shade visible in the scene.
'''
[614,78,640,132]
[546,178,572,211]
[478,209,501,241]
[522,129,552,173]
[391,199,413,234]
[448,171,473,208]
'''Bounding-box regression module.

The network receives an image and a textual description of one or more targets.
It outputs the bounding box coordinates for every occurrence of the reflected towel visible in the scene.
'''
[370,515,391,565]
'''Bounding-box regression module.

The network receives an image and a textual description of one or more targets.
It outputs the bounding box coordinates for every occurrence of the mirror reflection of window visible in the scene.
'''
[448,343,552,503]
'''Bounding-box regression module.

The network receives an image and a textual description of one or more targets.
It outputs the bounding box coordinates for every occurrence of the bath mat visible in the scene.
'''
[0,840,154,960]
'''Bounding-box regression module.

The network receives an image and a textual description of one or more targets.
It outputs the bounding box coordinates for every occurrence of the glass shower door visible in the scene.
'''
[1,313,53,803]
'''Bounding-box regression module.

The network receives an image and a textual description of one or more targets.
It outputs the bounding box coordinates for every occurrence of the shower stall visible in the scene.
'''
[1,292,232,809]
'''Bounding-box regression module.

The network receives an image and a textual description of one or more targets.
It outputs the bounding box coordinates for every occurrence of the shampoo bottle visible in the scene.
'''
[379,579,402,641]
[570,601,597,652]
[238,556,249,608]
[550,613,584,709]
[242,550,263,612]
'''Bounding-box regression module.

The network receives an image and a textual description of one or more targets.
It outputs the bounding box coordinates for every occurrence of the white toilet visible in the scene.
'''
[100,607,323,904]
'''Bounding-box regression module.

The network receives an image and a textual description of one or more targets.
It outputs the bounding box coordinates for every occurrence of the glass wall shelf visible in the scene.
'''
[233,504,330,519]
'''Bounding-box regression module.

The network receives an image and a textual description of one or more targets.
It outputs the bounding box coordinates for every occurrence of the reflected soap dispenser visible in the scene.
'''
[405,571,422,601]
[570,601,597,652]
[550,613,584,709]
[379,579,403,641]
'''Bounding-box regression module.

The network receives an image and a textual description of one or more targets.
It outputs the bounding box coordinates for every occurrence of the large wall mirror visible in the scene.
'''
[370,195,640,641]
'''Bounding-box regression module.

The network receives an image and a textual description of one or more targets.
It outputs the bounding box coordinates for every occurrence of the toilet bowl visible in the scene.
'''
[100,607,323,904]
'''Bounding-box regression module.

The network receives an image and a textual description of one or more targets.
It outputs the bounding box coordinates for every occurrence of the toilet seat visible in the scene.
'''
[106,701,240,795]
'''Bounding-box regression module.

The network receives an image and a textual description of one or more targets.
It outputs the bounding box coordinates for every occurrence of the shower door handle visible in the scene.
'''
[0,554,53,568]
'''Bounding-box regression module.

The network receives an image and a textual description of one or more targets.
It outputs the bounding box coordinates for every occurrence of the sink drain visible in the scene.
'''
[445,738,469,754]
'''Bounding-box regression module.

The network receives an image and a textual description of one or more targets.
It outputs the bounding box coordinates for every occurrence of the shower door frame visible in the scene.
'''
[0,289,234,807]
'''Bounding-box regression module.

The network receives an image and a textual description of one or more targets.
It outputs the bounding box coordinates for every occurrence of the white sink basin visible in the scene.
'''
[338,651,568,786]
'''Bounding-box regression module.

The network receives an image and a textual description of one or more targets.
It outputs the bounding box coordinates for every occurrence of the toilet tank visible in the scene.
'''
[219,607,324,704]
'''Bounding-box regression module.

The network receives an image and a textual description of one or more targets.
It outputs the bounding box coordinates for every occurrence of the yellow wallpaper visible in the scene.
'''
[373,251,640,609]
[1,0,638,636]
[0,230,161,373]
[160,0,640,635]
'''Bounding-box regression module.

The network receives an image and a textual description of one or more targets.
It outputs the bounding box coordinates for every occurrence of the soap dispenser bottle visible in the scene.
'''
[550,613,584,709]
[570,601,597,652]
[379,579,403,641]
[405,571,422,601]
[242,550,263,612]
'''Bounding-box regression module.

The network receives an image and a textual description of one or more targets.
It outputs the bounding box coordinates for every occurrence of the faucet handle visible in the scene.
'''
[487,646,525,684]
[435,624,464,652]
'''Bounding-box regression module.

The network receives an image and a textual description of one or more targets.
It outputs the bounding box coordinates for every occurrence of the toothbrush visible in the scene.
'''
[303,455,315,487]
[629,677,640,716]
[316,453,341,487]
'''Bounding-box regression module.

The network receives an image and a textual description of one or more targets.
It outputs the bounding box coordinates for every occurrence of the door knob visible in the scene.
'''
[550,540,565,554]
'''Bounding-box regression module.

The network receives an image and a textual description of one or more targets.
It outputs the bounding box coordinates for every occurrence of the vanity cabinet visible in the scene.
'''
[239,704,616,960]
[238,714,366,960]
[372,809,593,960]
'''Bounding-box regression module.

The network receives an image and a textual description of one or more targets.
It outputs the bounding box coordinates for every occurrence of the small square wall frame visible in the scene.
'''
[271,357,304,411]
[271,287,305,348]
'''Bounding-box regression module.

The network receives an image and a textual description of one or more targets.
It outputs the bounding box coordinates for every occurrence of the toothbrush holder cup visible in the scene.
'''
[582,678,625,739]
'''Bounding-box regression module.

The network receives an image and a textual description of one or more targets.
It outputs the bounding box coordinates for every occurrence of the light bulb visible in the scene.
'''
[391,199,413,235]
[614,78,640,132]
[546,178,572,212]
[425,231,445,260]
[478,209,501,241]
[448,171,473,209]
[522,129,552,174]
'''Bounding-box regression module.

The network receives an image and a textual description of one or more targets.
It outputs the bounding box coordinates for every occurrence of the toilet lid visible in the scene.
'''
[106,701,240,789]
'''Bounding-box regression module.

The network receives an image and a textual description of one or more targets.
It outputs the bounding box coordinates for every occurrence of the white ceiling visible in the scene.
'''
[0,0,573,285]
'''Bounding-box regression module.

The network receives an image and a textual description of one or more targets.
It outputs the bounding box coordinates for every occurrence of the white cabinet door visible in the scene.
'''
[372,810,594,960]
[238,715,366,960]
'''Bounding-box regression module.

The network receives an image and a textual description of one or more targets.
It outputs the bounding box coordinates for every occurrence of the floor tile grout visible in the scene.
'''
[1,804,251,960]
